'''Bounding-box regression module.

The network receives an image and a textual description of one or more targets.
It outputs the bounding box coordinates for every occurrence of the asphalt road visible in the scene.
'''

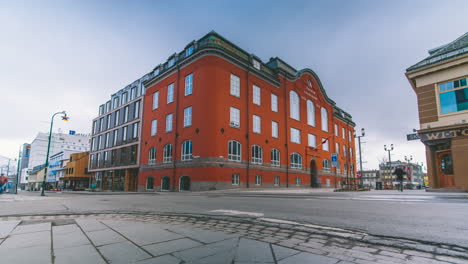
[2,189,468,249]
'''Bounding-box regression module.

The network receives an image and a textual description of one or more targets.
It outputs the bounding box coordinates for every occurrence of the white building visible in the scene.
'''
[28,132,90,170]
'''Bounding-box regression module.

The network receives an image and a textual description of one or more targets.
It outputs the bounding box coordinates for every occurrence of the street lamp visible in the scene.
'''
[404,155,413,188]
[384,144,394,188]
[41,111,68,196]
[355,128,365,188]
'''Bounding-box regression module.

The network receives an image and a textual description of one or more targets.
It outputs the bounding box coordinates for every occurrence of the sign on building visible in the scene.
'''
[406,133,420,141]
[331,153,338,167]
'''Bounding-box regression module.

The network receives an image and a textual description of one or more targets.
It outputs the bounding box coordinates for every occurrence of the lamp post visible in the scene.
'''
[15,145,22,194]
[41,111,68,196]
[384,144,394,189]
[355,128,365,188]
[404,155,413,189]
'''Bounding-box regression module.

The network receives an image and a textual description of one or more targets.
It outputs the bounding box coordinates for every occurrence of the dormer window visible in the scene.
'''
[168,57,175,67]
[186,46,194,57]
[307,79,312,87]
[253,60,261,70]
[154,68,160,76]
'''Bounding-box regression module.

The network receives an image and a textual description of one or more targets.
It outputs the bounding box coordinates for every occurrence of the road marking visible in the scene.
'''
[209,209,264,217]
[305,197,425,202]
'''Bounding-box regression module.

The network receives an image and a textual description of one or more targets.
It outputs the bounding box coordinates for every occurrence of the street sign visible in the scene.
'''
[331,153,338,167]
[69,130,76,135]
[407,133,420,141]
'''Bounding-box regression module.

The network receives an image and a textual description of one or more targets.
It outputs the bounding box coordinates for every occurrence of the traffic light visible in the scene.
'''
[62,116,69,121]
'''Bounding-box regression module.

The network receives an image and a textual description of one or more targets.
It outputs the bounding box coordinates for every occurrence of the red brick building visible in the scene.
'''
[139,32,357,191]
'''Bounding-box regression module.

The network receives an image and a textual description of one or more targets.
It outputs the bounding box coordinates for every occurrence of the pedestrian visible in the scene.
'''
[393,166,406,192]
[0,174,7,194]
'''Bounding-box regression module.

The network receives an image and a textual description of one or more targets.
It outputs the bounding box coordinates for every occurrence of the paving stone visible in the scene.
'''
[0,245,51,264]
[98,241,151,264]
[136,255,182,264]
[0,230,50,249]
[143,238,202,256]
[53,230,90,249]
[435,255,468,264]
[272,245,300,261]
[351,246,378,253]
[170,227,238,244]
[75,219,108,232]
[104,221,184,246]
[299,241,323,249]
[408,256,448,264]
[294,246,328,255]
[191,248,236,264]
[402,249,434,258]
[0,221,20,239]
[326,252,356,262]
[11,222,51,235]
[55,244,106,264]
[279,252,339,264]
[235,238,274,263]
[87,228,127,246]
[379,250,407,260]
[174,237,238,262]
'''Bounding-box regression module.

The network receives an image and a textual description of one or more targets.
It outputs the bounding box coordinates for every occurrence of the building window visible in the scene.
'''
[253,60,261,70]
[230,74,240,97]
[307,79,312,87]
[163,144,173,163]
[295,177,301,186]
[334,124,339,136]
[98,135,102,150]
[115,111,120,126]
[106,101,111,113]
[253,85,261,105]
[439,77,468,114]
[148,148,156,165]
[151,120,157,136]
[342,127,346,139]
[122,92,128,104]
[307,100,315,126]
[99,105,104,116]
[185,73,193,96]
[308,134,316,148]
[181,140,193,161]
[349,131,352,142]
[255,175,262,185]
[322,138,329,151]
[167,83,174,104]
[321,107,328,132]
[91,138,96,151]
[123,106,129,123]
[291,128,301,144]
[271,121,278,138]
[343,145,347,157]
[232,174,239,185]
[99,117,104,132]
[133,122,139,139]
[349,147,353,159]
[107,114,111,129]
[184,106,192,127]
[93,121,98,134]
[251,145,263,164]
[146,176,154,190]
[253,115,261,134]
[131,87,137,100]
[113,97,119,109]
[290,91,300,120]
[105,133,109,148]
[153,91,159,110]
[166,114,173,132]
[336,142,340,154]
[323,159,331,172]
[290,153,302,169]
[274,176,280,186]
[122,126,127,142]
[230,107,240,128]
[134,101,140,119]
[271,94,278,112]
[228,140,241,162]
[271,149,280,167]
[113,130,118,146]
[186,46,194,57]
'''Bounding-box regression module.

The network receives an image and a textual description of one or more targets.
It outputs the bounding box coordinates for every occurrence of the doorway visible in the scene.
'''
[161,176,170,191]
[179,176,191,191]
[310,160,318,187]
[437,151,455,188]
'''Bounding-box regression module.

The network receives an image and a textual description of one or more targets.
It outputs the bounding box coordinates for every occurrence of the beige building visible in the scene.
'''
[406,32,468,191]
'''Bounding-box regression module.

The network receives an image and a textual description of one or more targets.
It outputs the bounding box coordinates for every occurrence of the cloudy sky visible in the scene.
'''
[1,0,468,170]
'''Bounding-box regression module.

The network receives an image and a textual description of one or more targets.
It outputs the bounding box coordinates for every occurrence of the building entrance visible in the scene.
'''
[310,160,318,187]
[179,176,190,191]
[161,176,170,191]
[437,151,455,188]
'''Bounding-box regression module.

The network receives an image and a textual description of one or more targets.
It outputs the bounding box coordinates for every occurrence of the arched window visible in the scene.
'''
[251,145,263,164]
[228,140,241,162]
[181,140,193,161]
[290,153,302,169]
[146,176,154,190]
[307,100,315,126]
[321,107,328,132]
[271,149,280,167]
[163,144,173,163]
[322,159,330,172]
[295,177,301,186]
[290,91,300,120]
[148,147,156,165]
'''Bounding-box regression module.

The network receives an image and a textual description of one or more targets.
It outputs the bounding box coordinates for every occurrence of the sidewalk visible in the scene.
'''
[1,213,467,264]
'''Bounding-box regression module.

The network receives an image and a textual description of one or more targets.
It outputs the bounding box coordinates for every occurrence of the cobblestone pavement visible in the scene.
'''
[1,213,467,264]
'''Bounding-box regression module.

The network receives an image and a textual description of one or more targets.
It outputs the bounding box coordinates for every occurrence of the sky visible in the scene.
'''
[1,0,468,171]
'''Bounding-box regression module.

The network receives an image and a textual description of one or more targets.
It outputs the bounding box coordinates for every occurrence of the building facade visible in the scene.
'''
[17,143,30,189]
[406,32,468,191]
[88,77,147,191]
[64,152,91,190]
[360,170,380,189]
[379,161,424,189]
[138,32,357,192]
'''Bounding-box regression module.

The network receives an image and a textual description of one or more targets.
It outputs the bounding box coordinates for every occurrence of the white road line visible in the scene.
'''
[209,209,264,217]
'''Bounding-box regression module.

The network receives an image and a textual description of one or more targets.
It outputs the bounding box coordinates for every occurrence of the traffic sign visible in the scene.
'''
[407,133,420,141]
[69,130,76,135]
[331,153,338,167]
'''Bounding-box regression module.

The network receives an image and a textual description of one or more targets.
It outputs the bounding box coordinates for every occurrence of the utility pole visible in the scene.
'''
[355,128,365,188]
[15,145,22,194]
[384,144,394,189]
